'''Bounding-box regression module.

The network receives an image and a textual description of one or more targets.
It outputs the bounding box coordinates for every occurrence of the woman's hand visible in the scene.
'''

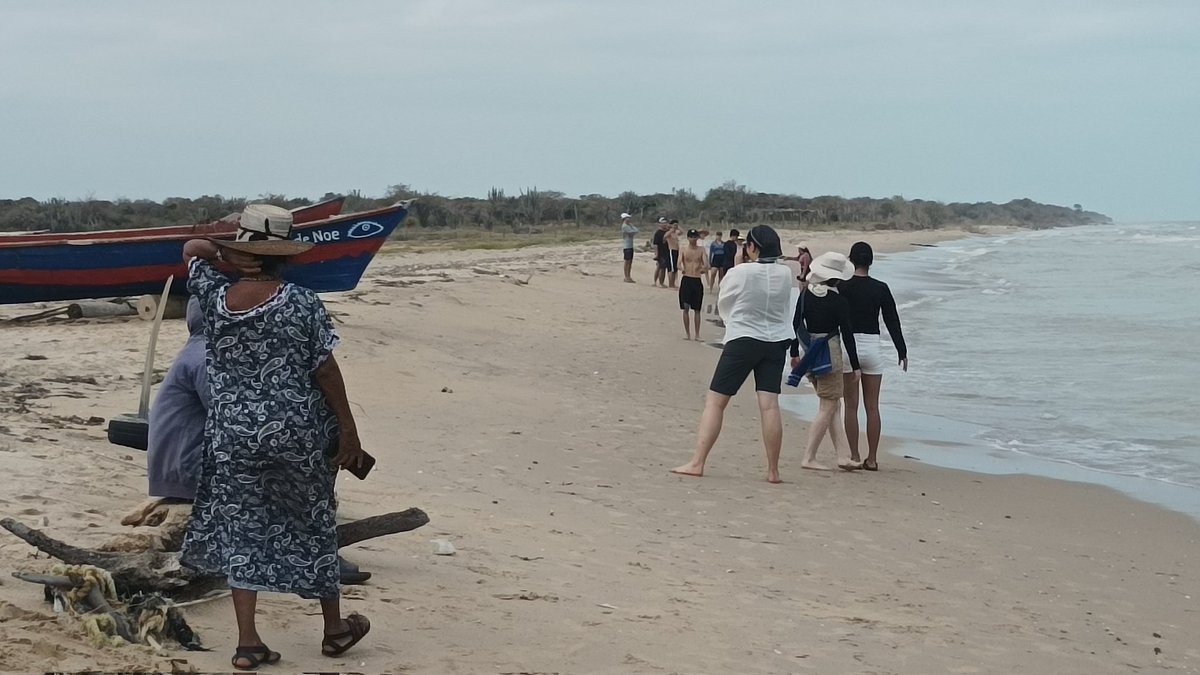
[332,432,367,470]
[849,369,862,385]
[183,239,219,262]
[790,356,801,369]
[900,357,909,373]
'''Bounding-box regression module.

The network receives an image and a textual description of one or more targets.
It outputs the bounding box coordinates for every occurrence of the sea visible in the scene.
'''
[780,222,1200,520]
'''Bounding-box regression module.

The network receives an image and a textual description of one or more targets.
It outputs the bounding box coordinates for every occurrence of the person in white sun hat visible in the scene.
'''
[790,251,863,471]
[620,212,638,282]
[180,204,371,669]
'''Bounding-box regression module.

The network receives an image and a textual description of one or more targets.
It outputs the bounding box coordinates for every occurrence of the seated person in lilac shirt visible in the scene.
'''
[147,298,207,501]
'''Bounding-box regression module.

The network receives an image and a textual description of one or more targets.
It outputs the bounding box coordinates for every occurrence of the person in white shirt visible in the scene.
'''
[671,225,794,484]
[620,213,638,283]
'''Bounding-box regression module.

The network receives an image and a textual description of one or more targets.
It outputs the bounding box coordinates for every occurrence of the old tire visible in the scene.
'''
[107,414,149,451]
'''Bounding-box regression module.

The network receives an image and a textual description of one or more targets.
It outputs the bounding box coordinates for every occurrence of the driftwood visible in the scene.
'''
[1,508,429,597]
[66,300,138,319]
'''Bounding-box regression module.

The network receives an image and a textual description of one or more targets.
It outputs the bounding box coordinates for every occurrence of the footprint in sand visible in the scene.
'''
[18,507,43,516]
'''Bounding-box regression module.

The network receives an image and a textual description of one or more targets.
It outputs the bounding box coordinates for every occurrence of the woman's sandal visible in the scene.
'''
[231,645,281,671]
[322,613,371,657]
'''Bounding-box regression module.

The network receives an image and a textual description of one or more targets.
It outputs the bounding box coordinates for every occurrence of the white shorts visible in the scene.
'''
[841,333,886,375]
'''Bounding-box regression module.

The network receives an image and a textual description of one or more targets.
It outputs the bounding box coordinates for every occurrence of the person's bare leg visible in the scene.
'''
[232,589,262,646]
[693,310,702,340]
[230,588,270,668]
[862,374,883,468]
[669,270,678,288]
[801,397,837,470]
[757,391,783,483]
[623,259,634,282]
[320,596,344,635]
[843,373,862,462]
[828,398,860,470]
[682,310,691,340]
[671,391,730,477]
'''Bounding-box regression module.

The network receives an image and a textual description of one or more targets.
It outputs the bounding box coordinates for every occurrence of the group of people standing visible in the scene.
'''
[621,221,908,483]
[620,213,753,342]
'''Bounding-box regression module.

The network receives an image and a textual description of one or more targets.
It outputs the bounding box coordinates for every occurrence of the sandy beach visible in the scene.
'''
[1,226,1197,674]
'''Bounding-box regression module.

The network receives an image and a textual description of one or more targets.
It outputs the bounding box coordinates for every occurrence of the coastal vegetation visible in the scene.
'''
[0,181,1109,236]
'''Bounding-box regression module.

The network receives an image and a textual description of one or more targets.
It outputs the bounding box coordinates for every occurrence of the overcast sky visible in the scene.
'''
[2,1,1197,221]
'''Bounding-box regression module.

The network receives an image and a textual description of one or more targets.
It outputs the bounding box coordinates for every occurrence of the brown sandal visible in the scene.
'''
[322,613,370,657]
[231,644,281,671]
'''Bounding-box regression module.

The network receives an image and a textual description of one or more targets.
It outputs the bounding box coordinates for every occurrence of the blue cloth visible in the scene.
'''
[786,334,836,387]
[180,258,342,599]
[146,298,208,500]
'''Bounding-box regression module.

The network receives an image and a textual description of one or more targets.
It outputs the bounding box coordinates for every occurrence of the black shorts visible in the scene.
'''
[623,247,634,261]
[710,255,725,269]
[709,338,790,396]
[656,246,669,268]
[679,276,704,311]
[667,249,679,272]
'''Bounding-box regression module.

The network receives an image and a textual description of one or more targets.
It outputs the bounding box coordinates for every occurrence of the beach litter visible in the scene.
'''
[432,538,457,556]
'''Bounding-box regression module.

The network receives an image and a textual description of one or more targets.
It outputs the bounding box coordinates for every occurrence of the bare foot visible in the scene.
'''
[767,472,782,484]
[670,464,704,477]
[624,278,636,283]
[684,336,692,341]
[801,461,831,471]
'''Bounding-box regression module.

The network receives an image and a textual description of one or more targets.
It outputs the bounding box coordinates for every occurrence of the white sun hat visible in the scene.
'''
[806,251,855,284]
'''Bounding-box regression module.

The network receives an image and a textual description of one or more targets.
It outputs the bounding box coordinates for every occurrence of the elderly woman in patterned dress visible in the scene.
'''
[180,204,370,670]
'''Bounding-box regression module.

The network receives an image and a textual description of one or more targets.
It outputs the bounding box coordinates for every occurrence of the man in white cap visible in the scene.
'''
[620,213,638,283]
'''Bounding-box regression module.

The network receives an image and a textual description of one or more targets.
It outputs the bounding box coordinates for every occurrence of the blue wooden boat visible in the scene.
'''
[0,201,409,305]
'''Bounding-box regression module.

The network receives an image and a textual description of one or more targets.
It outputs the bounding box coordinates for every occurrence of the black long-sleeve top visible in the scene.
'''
[839,275,907,360]
[790,288,860,370]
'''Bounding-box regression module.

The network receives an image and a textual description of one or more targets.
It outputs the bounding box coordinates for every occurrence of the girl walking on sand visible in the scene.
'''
[792,251,862,471]
[840,241,907,471]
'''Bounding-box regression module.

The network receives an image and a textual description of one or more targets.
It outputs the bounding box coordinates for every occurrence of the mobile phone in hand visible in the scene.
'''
[346,451,376,480]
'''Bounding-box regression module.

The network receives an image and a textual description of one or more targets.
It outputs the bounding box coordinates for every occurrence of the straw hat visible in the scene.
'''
[209,204,314,256]
[806,252,854,283]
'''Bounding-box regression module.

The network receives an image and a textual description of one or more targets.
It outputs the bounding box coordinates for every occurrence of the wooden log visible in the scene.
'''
[136,295,187,321]
[337,508,430,547]
[2,508,430,596]
[0,517,192,593]
[66,301,138,320]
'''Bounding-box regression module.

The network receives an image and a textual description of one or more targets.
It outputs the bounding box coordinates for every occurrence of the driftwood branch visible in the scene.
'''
[2,508,429,596]
[337,508,429,547]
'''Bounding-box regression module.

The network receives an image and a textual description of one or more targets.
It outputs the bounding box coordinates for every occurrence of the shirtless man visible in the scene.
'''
[678,229,709,341]
[665,219,681,288]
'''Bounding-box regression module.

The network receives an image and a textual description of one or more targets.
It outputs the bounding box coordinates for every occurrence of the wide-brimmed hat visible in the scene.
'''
[806,251,855,283]
[209,204,314,256]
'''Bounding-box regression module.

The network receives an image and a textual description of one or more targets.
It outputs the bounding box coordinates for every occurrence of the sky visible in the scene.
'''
[1,1,1197,221]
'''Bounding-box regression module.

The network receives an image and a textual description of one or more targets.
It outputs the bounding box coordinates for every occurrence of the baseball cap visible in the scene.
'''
[686,229,699,238]
[657,217,667,223]
[620,212,632,219]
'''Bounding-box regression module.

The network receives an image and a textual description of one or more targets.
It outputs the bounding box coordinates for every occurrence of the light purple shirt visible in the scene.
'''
[146,298,208,500]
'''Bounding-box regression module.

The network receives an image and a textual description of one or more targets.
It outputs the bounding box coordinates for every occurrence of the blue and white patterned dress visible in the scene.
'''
[180,258,341,599]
